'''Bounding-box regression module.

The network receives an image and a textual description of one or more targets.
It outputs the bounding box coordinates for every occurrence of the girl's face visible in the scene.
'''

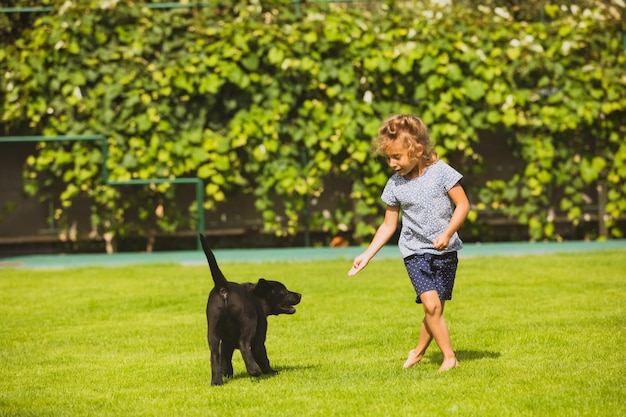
[385,140,423,179]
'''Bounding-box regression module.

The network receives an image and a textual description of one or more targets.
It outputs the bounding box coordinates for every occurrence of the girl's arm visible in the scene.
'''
[348,205,399,276]
[433,183,470,250]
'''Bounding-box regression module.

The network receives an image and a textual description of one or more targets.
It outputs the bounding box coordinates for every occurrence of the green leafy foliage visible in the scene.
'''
[473,5,626,239]
[1,1,624,247]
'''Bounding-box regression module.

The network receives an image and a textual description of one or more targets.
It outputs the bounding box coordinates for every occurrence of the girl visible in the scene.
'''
[348,114,470,372]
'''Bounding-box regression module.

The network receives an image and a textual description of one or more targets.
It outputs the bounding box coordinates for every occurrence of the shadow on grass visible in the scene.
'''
[222,364,320,384]
[427,349,501,363]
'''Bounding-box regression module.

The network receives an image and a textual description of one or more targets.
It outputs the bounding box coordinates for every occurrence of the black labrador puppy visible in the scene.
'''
[200,234,302,386]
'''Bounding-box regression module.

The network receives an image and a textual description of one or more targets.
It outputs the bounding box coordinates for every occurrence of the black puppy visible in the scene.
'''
[200,234,301,386]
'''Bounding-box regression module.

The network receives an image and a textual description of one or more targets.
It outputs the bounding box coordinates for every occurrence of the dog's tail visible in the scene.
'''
[199,233,228,289]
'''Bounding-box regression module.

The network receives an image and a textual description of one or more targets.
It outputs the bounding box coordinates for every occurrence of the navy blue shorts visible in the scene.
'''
[404,252,458,304]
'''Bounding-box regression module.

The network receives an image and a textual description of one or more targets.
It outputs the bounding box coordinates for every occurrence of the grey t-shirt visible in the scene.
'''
[381,160,464,258]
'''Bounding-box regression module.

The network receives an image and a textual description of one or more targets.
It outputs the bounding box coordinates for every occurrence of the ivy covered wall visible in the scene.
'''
[1,1,624,251]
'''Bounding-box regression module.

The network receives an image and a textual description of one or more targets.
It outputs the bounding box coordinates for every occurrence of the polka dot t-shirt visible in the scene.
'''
[381,160,464,259]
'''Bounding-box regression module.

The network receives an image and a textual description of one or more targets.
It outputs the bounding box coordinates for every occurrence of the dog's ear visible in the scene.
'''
[252,278,270,297]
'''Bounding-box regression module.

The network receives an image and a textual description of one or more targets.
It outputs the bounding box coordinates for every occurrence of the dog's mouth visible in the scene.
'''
[278,305,297,314]
[275,293,301,315]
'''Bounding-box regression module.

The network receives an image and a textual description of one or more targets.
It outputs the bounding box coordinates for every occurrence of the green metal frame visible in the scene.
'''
[0,3,211,13]
[0,135,205,249]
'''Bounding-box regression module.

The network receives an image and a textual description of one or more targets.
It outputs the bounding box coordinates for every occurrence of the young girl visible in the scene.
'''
[348,114,470,373]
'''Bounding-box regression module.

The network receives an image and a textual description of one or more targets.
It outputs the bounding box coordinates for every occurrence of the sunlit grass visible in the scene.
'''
[1,250,624,416]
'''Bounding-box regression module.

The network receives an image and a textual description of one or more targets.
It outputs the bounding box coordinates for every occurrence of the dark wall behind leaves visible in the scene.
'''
[1,1,624,250]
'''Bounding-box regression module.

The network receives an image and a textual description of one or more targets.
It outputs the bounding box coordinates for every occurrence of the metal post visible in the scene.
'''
[0,3,210,13]
[292,0,301,16]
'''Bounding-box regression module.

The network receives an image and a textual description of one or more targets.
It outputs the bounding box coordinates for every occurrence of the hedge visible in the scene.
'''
[1,0,624,249]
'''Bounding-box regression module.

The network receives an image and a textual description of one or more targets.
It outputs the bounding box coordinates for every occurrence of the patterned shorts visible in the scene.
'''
[404,252,458,304]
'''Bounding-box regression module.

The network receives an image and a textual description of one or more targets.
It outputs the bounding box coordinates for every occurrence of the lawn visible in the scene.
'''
[1,249,624,417]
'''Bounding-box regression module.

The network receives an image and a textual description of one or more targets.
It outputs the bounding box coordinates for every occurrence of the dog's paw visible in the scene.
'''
[246,365,263,377]
[221,364,234,378]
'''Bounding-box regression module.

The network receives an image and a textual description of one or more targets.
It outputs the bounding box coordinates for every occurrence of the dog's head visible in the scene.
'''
[247,278,302,316]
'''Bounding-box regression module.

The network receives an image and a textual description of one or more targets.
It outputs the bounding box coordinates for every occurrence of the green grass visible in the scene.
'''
[1,250,625,417]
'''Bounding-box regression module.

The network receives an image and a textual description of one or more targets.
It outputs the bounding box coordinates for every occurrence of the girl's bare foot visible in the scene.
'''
[403,349,423,369]
[438,357,459,373]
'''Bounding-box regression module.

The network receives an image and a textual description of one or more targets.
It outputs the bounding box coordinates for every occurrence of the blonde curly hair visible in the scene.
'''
[374,114,439,164]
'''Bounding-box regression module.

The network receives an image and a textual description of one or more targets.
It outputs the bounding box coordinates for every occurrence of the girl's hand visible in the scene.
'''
[432,234,451,251]
[347,266,360,276]
[348,254,369,276]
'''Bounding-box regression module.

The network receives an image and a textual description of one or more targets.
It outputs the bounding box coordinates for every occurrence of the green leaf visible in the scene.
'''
[267,47,285,65]
[465,80,486,101]
[506,47,521,60]
[486,111,501,124]
[419,55,437,75]
[395,55,413,75]
[241,54,259,71]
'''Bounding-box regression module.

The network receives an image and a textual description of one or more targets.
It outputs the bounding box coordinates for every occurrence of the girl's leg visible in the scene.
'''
[403,319,432,368]
[403,301,448,368]
[419,291,458,372]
